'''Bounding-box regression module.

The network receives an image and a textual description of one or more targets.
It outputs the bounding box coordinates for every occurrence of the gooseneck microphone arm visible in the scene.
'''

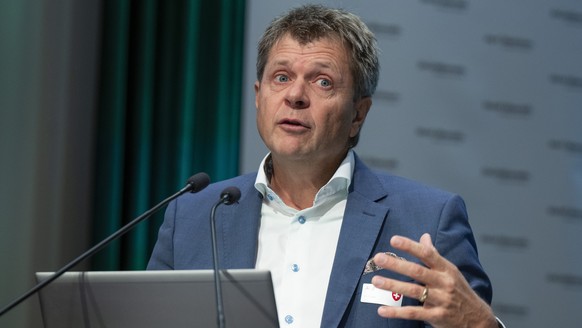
[0,172,211,317]
[209,186,241,328]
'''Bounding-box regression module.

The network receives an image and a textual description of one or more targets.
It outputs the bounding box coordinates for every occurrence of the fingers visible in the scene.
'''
[371,271,450,307]
[371,233,455,298]
[371,274,422,299]
[373,248,440,287]
[419,233,432,247]
[390,233,449,271]
[377,303,432,322]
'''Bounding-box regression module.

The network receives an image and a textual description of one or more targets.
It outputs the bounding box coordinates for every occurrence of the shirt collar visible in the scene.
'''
[254,150,355,202]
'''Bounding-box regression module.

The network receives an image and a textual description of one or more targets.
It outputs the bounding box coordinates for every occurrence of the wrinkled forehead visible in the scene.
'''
[280,31,347,50]
[264,34,352,76]
[267,33,350,60]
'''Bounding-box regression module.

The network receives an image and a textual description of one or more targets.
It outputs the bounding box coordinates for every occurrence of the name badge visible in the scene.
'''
[360,283,403,307]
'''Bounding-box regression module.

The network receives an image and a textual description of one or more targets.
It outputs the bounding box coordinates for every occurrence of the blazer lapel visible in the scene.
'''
[320,157,390,327]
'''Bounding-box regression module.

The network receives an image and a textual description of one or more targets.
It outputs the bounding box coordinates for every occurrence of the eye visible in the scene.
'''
[316,78,332,88]
[275,74,289,83]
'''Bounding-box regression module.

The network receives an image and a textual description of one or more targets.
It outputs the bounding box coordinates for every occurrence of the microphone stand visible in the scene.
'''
[210,197,227,328]
[0,173,210,317]
[209,187,241,328]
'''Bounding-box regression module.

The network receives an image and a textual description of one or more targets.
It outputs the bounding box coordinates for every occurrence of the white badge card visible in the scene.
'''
[360,283,403,307]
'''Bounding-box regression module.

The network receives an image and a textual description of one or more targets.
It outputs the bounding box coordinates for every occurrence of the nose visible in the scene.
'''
[285,80,310,109]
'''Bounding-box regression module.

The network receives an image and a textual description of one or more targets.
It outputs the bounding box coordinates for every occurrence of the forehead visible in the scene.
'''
[267,34,350,65]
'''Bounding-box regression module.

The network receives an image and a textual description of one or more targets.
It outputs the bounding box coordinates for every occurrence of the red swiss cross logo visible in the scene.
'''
[392,292,402,301]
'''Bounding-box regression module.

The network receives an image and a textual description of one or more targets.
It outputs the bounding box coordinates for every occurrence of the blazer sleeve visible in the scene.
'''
[147,199,177,270]
[434,194,492,303]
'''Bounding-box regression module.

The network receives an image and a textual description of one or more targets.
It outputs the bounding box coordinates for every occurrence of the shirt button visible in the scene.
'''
[297,215,306,224]
[285,315,294,324]
[291,264,300,272]
[267,193,274,201]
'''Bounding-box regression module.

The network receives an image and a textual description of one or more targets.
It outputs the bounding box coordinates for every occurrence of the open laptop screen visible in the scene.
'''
[35,269,278,328]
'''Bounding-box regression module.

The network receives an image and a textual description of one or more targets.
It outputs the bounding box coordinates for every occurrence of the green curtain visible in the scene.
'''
[91,0,246,271]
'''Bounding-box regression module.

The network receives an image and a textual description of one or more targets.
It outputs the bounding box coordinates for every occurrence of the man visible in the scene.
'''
[148,4,504,327]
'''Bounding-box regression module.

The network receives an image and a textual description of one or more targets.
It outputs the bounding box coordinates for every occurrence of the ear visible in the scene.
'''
[350,97,372,138]
[254,81,261,109]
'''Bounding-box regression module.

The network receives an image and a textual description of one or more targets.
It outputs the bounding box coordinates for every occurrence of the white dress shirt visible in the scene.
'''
[254,151,355,327]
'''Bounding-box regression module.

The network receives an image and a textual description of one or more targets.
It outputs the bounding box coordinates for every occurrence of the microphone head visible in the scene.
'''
[186,172,210,193]
[220,186,241,205]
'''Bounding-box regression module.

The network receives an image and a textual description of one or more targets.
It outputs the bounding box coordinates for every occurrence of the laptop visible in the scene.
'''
[35,269,278,328]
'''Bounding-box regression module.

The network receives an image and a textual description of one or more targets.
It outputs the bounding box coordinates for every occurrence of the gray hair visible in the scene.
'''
[256,4,380,101]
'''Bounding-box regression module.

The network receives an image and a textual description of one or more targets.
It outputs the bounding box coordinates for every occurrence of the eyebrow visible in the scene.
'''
[270,59,337,71]
[271,59,291,67]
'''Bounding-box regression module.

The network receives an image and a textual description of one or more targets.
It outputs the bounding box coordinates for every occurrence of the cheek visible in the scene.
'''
[256,108,269,132]
[256,101,276,134]
[255,93,268,117]
[255,112,270,144]
[320,111,352,138]
[339,109,357,130]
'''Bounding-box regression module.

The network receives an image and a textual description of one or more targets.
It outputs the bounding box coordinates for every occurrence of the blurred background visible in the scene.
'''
[1,0,581,327]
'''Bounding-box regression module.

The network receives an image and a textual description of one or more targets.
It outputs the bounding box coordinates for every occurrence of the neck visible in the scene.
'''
[268,152,347,210]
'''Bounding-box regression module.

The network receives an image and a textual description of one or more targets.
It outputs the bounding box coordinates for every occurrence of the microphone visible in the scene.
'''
[0,172,211,317]
[210,186,241,328]
[219,186,242,205]
[186,173,211,193]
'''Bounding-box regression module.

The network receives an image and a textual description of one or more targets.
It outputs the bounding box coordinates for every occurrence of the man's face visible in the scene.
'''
[255,35,370,165]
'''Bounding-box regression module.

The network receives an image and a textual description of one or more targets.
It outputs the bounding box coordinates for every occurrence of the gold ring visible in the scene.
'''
[419,286,429,303]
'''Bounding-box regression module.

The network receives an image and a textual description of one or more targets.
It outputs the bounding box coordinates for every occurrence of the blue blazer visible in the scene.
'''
[148,154,492,327]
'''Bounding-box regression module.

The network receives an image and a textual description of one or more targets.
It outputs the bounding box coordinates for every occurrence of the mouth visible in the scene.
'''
[277,118,310,133]
[278,119,309,128]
